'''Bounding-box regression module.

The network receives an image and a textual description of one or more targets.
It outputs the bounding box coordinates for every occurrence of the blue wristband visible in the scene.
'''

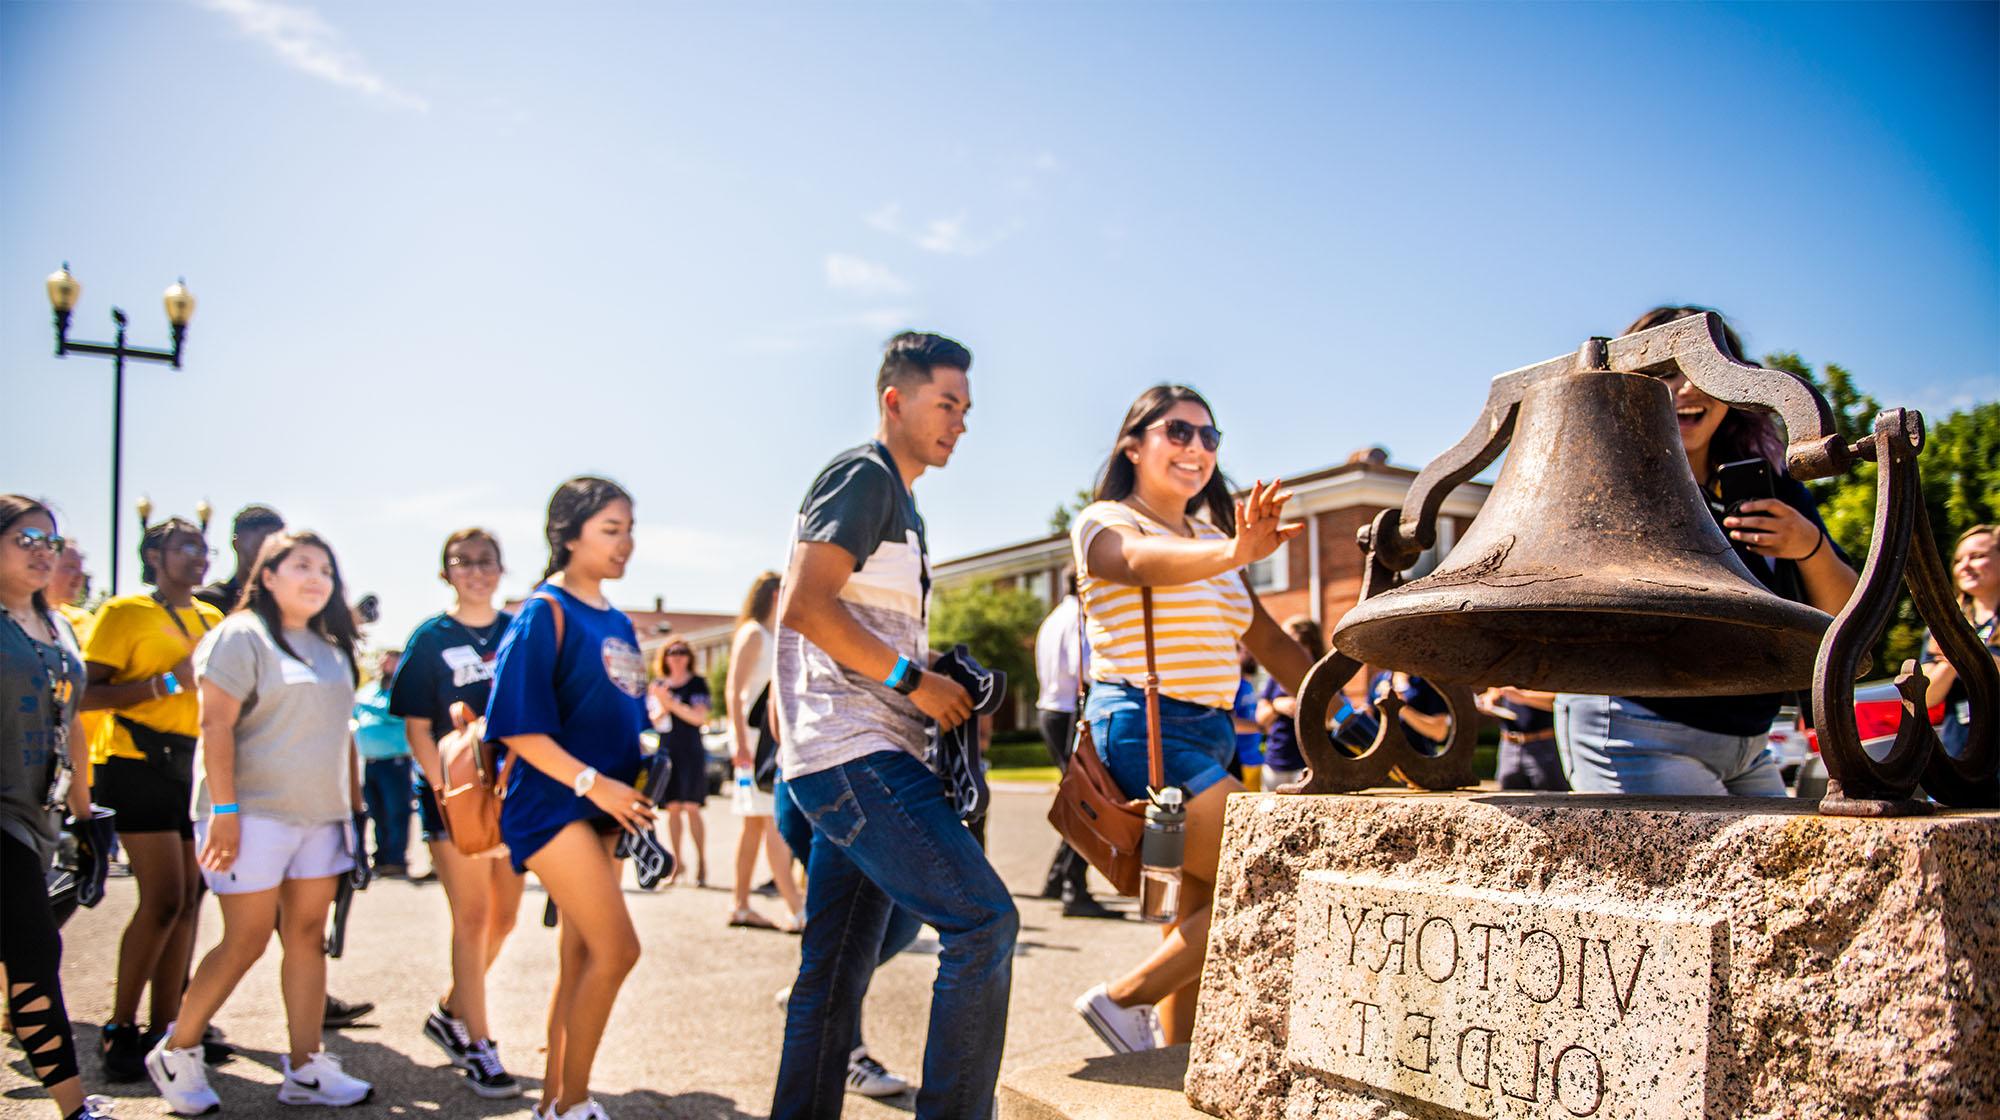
[212,803,239,815]
[883,654,914,690]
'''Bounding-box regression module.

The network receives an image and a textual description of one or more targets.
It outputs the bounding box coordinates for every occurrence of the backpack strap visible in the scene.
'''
[489,590,569,794]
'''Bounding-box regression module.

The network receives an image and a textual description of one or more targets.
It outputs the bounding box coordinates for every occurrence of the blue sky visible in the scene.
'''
[4,1,1995,643]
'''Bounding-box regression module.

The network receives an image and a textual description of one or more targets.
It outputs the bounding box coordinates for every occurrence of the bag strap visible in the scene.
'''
[1140,587,1165,794]
[486,590,568,794]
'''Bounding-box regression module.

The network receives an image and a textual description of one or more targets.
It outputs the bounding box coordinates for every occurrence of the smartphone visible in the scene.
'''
[1716,457,1775,519]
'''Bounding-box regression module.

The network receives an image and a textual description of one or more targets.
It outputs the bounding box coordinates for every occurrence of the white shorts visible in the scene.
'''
[194,814,355,894]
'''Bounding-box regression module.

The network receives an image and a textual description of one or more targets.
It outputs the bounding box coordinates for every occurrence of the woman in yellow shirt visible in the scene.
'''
[1069,384,1315,1053]
[78,517,221,1080]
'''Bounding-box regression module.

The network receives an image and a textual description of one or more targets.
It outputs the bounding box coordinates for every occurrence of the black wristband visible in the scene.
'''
[893,666,923,695]
[1796,526,1826,563]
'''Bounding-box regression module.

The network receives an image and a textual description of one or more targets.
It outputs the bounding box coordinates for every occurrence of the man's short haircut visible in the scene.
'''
[233,504,284,535]
[876,331,973,399]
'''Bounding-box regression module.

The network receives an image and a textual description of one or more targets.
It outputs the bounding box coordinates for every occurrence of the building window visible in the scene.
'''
[1025,569,1053,603]
[1247,541,1290,592]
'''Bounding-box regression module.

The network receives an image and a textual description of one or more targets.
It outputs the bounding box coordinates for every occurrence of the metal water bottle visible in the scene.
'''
[1139,786,1186,923]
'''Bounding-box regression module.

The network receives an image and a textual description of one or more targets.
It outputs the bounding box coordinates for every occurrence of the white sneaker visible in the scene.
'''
[277,1051,373,1107]
[774,985,792,1012]
[145,1027,220,1116]
[845,1048,910,1098]
[1074,983,1160,1054]
[554,1099,610,1120]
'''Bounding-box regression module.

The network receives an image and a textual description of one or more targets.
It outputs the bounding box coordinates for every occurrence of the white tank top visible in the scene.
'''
[737,621,775,701]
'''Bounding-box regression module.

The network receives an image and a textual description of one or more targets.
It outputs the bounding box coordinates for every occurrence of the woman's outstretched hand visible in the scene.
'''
[1230,478,1304,567]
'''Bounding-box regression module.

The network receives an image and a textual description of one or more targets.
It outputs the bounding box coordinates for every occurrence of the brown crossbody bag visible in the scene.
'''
[1047,586,1166,898]
[438,591,565,857]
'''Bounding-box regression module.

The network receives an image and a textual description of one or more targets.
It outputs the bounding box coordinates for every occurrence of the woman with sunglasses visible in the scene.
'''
[388,528,523,1099]
[146,530,373,1113]
[77,516,222,1081]
[1,496,111,1120]
[1553,307,1858,796]
[1068,385,1314,1053]
[483,477,652,1120]
[646,639,710,886]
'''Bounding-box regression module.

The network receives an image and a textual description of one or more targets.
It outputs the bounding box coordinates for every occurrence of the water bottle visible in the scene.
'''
[1139,786,1186,924]
[732,765,755,814]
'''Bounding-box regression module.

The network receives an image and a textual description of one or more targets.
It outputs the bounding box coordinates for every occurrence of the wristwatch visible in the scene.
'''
[893,666,923,696]
[573,767,598,797]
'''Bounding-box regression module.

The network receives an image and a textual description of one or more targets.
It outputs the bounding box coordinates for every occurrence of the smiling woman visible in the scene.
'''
[1552,306,1861,799]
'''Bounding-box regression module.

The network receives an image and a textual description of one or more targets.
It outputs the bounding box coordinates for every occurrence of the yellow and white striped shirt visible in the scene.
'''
[1071,501,1252,710]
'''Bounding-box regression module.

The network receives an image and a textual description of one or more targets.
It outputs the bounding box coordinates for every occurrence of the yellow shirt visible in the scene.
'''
[1070,501,1253,710]
[82,594,223,764]
[57,604,111,769]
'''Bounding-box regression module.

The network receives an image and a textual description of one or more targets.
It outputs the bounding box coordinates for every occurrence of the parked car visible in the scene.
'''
[1766,705,1813,787]
[1791,680,1946,800]
[640,727,734,797]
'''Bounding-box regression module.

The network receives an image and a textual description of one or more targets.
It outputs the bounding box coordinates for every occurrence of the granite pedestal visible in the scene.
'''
[1185,791,1999,1120]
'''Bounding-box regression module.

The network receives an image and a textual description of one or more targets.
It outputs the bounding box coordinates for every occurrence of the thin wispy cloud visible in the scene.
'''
[734,308,917,354]
[199,0,429,111]
[864,203,1020,257]
[824,253,909,296]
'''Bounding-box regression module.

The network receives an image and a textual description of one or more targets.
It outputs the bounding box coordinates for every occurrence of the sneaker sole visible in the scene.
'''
[464,1074,524,1100]
[846,1079,910,1098]
[1075,1000,1141,1055]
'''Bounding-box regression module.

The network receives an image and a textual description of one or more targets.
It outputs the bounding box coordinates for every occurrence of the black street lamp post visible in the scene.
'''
[46,264,197,595]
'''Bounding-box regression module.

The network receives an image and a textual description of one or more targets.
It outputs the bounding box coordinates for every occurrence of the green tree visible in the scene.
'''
[1764,351,1998,672]
[929,583,1047,706]
[1047,486,1094,535]
[706,650,732,722]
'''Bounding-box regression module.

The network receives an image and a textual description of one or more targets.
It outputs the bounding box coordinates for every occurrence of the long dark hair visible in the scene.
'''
[1091,384,1236,533]
[238,530,360,685]
[1283,614,1327,661]
[541,476,633,580]
[1623,305,1785,477]
[0,495,57,617]
[139,517,204,586]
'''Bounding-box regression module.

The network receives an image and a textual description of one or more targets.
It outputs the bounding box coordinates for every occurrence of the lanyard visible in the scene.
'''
[152,591,211,644]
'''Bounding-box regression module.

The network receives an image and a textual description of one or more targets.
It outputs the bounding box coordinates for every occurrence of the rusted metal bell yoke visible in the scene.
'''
[1334,345,1831,697]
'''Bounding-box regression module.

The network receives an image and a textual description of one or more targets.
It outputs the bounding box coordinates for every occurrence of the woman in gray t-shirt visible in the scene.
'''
[144,531,375,1114]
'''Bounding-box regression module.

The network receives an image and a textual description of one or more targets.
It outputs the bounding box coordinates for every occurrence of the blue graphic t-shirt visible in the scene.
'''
[390,613,512,730]
[484,586,646,870]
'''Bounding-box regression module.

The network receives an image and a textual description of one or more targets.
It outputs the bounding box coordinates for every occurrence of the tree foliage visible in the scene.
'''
[1765,352,1998,673]
[929,583,1047,706]
[1047,486,1094,535]
[706,650,732,721]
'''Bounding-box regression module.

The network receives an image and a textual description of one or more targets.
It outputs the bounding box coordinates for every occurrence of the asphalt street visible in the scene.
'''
[3,781,1161,1119]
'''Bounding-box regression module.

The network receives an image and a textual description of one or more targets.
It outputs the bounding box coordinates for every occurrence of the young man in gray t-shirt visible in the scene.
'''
[770,332,1015,1120]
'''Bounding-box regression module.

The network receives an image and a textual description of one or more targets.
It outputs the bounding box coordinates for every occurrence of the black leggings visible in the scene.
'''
[1,832,79,1088]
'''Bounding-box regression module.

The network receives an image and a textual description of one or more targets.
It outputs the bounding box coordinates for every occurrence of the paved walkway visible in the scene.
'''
[4,783,1161,1118]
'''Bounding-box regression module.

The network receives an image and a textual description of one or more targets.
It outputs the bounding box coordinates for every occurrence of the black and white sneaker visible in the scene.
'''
[845,1047,910,1098]
[463,1039,522,1099]
[925,644,1006,822]
[422,1001,473,1069]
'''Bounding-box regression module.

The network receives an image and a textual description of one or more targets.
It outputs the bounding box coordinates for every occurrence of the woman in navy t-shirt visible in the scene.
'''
[483,478,651,1120]
[387,527,523,1099]
[645,640,710,886]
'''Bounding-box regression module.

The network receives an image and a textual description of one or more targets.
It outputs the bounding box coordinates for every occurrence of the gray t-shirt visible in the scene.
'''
[1,612,83,863]
[193,613,355,824]
[776,441,931,779]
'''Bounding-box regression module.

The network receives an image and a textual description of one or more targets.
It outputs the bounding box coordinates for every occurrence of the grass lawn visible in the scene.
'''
[989,764,1061,785]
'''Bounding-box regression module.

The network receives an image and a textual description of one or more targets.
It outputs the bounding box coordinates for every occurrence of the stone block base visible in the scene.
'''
[999,1045,1200,1120]
[1185,792,1999,1120]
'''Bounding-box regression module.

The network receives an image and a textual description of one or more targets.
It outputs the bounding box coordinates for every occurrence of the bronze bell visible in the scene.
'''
[1333,352,1831,697]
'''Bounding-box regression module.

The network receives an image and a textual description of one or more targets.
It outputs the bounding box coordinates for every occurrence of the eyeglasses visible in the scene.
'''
[167,543,215,560]
[664,647,693,657]
[447,557,503,573]
[1145,418,1223,452]
[11,528,66,555]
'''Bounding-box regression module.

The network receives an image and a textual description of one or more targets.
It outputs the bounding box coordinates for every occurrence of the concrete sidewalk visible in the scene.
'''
[4,782,1164,1119]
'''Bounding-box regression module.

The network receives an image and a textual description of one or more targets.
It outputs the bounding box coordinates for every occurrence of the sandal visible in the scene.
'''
[729,908,780,930]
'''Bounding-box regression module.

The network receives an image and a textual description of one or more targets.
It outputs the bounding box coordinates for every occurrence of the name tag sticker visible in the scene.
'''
[281,659,320,686]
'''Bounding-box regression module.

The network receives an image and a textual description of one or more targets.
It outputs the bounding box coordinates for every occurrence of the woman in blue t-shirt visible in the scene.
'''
[1555,307,1859,796]
[483,478,652,1120]
[387,528,523,1099]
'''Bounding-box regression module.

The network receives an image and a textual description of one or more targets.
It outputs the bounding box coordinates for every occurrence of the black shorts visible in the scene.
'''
[415,780,447,843]
[93,754,193,838]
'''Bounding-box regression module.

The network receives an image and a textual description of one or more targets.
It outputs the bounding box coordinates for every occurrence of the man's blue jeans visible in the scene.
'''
[361,756,413,869]
[773,749,1017,1120]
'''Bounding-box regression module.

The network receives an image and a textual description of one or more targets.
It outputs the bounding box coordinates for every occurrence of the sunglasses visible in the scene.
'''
[166,542,215,560]
[664,647,693,657]
[447,557,503,572]
[11,527,66,555]
[1146,418,1223,452]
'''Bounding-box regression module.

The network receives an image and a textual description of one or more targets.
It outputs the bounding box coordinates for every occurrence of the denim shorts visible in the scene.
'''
[1084,681,1237,800]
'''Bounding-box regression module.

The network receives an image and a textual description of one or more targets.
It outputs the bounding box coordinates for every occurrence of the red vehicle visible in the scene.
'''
[1792,680,1948,799]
